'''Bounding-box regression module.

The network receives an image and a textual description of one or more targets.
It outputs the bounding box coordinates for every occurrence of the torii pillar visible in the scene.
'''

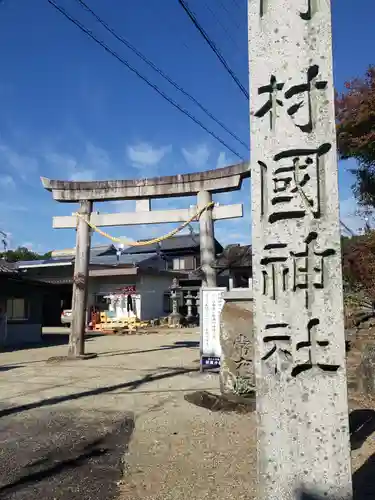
[197,190,217,287]
[70,200,92,358]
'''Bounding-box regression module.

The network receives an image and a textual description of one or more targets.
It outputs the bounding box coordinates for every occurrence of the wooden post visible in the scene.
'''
[69,200,92,358]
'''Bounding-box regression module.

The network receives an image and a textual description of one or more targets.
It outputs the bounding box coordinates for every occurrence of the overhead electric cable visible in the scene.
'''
[47,0,244,160]
[202,0,242,52]
[74,0,249,151]
[340,219,356,237]
[216,0,241,29]
[177,0,249,100]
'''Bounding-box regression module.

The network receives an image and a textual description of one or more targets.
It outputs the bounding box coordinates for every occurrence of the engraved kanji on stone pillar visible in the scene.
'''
[248,0,352,498]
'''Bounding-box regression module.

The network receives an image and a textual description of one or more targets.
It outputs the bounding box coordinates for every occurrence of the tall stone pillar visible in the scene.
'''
[197,190,216,287]
[70,200,92,357]
[248,1,352,499]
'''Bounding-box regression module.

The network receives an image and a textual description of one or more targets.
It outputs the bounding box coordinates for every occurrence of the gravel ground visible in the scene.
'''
[121,391,256,500]
[1,329,375,499]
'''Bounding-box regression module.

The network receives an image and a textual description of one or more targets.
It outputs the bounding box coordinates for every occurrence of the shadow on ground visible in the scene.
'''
[1,333,100,353]
[0,365,23,372]
[350,409,375,450]
[353,452,375,499]
[0,366,199,419]
[0,410,134,500]
[97,339,200,358]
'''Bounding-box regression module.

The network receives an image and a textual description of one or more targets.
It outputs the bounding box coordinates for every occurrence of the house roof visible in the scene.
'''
[16,245,119,269]
[17,257,73,268]
[16,233,225,270]
[51,244,117,258]
[0,260,18,274]
[35,277,74,285]
[123,233,223,255]
[15,251,164,275]
[90,252,157,267]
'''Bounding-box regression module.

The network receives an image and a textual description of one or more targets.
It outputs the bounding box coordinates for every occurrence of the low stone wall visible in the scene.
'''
[220,289,254,400]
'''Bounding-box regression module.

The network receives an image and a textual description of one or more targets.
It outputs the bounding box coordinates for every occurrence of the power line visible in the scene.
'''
[177,0,249,100]
[47,0,244,160]
[202,0,242,53]
[74,0,249,152]
[230,0,242,10]
[216,0,241,29]
[340,219,356,237]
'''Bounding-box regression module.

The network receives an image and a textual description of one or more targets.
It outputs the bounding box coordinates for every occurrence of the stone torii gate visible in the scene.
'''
[41,162,250,357]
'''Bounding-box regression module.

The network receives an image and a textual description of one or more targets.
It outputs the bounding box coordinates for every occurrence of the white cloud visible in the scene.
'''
[69,169,96,181]
[0,174,15,188]
[85,143,111,171]
[216,151,228,169]
[45,142,112,181]
[127,143,172,170]
[45,152,78,173]
[0,144,38,180]
[182,144,210,169]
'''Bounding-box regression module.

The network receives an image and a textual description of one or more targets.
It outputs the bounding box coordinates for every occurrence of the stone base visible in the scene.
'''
[47,353,98,363]
[220,296,254,399]
[168,313,182,327]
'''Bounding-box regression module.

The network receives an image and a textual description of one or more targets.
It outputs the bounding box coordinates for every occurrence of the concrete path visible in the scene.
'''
[0,330,257,500]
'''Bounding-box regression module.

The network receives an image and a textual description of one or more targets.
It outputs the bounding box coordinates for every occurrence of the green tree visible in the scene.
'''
[0,246,51,263]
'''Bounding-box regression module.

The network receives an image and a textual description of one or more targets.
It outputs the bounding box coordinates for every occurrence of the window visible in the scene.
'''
[172,256,195,271]
[6,298,28,321]
[173,258,185,271]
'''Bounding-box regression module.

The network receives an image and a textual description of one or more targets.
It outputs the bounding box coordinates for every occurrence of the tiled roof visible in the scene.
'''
[0,260,18,274]
[90,252,157,267]
[123,234,202,255]
[34,277,73,285]
[51,244,117,258]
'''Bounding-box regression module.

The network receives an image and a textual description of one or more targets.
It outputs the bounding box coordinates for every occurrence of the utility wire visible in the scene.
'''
[230,0,242,10]
[340,219,356,237]
[177,0,249,100]
[74,0,249,152]
[217,0,241,29]
[202,0,242,53]
[47,0,244,160]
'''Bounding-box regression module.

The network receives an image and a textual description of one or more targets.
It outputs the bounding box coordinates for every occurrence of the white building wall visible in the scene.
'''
[87,273,173,321]
[137,274,174,321]
[87,276,136,322]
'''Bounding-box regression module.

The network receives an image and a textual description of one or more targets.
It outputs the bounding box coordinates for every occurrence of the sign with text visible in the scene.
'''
[200,287,225,369]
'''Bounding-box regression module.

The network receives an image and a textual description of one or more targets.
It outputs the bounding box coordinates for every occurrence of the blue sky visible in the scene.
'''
[0,0,373,252]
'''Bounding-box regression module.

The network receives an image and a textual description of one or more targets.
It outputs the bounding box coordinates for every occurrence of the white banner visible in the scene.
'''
[200,287,225,367]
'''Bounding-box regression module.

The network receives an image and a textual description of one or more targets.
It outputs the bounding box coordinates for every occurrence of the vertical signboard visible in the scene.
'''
[200,287,225,371]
